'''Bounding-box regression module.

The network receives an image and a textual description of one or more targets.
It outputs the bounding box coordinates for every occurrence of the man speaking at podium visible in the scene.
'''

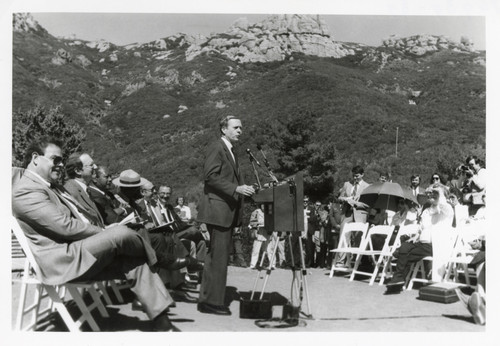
[197,115,255,315]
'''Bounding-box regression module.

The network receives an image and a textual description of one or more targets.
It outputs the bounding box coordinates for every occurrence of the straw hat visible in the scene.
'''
[112,169,147,187]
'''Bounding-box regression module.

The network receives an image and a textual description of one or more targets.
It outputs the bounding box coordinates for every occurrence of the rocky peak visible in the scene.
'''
[382,34,476,55]
[13,13,46,34]
[186,14,353,63]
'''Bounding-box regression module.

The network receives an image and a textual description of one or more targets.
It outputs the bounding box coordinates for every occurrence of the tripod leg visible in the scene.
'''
[259,238,279,300]
[297,236,313,317]
[287,234,301,305]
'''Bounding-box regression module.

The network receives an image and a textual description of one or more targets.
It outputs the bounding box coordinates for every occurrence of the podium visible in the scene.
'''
[252,171,304,234]
[247,171,312,321]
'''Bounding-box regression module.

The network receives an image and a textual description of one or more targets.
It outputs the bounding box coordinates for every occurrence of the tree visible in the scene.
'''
[270,109,338,201]
[12,105,86,166]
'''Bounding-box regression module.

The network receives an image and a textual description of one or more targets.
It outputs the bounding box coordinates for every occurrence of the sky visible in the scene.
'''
[29,13,486,49]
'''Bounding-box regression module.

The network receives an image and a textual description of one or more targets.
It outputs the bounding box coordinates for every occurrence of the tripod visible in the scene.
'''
[249,180,312,320]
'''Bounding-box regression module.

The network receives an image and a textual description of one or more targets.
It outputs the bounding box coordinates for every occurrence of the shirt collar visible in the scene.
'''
[221,136,233,151]
[74,179,88,192]
[26,169,51,187]
[88,184,105,195]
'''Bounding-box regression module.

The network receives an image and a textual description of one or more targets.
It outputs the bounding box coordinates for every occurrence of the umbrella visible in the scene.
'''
[359,181,418,212]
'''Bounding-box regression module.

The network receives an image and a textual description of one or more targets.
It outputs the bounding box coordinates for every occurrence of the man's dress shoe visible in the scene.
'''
[167,258,189,271]
[186,257,204,272]
[170,290,198,303]
[197,302,231,316]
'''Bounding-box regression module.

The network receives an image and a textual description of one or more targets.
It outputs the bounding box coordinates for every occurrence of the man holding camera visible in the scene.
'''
[461,156,486,216]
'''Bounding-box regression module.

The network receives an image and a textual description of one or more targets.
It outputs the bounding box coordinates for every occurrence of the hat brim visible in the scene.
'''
[112,177,148,187]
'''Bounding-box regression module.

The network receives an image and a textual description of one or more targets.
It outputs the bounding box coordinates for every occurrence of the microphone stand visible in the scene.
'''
[257,145,279,184]
[248,156,262,190]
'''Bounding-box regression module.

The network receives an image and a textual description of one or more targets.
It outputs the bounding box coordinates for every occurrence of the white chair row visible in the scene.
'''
[329,220,483,290]
[12,216,129,331]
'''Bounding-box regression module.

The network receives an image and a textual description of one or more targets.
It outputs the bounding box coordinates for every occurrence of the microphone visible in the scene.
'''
[246,149,261,166]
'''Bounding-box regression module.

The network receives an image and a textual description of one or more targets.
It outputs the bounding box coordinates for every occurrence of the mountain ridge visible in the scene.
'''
[12,13,485,202]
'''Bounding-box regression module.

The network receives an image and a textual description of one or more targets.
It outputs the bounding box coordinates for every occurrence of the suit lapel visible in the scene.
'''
[220,139,240,181]
[23,171,84,222]
[67,180,105,226]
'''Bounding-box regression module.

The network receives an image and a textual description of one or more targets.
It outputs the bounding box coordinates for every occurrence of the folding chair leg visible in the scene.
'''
[66,286,101,331]
[349,254,363,281]
[109,280,125,304]
[96,282,113,305]
[329,252,340,278]
[87,286,109,318]
[15,281,29,331]
[44,285,82,332]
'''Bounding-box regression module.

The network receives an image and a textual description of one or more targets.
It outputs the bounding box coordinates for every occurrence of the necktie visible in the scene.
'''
[352,182,358,197]
[231,147,238,167]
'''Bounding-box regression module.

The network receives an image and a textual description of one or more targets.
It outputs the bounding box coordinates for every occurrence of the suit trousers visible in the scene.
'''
[198,224,232,306]
[71,226,173,319]
[392,242,433,282]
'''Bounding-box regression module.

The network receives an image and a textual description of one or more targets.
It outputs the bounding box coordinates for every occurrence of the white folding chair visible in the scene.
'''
[349,225,394,285]
[12,216,109,331]
[379,223,420,285]
[406,226,456,290]
[329,222,369,278]
[444,225,482,287]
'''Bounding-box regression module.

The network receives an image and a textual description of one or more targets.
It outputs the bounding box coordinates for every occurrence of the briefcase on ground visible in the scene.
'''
[418,282,460,304]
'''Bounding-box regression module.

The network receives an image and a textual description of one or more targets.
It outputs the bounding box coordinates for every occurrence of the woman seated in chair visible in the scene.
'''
[385,183,454,291]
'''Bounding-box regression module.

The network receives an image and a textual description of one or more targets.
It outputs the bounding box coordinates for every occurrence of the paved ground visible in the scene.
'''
[11,265,485,332]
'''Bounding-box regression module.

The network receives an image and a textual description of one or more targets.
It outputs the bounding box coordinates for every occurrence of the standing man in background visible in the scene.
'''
[196,115,255,315]
[335,165,370,267]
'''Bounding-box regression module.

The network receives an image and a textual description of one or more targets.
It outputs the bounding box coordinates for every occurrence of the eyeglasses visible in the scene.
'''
[432,177,440,181]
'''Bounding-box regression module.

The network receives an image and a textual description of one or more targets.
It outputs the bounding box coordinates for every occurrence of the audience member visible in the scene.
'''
[448,192,469,228]
[88,165,133,225]
[248,203,275,269]
[156,185,207,261]
[316,204,331,268]
[305,201,321,268]
[408,174,424,198]
[429,172,447,187]
[12,137,179,331]
[175,196,192,223]
[336,165,370,267]
[386,183,453,292]
[326,198,342,268]
[230,226,248,267]
[462,155,486,216]
[63,153,104,227]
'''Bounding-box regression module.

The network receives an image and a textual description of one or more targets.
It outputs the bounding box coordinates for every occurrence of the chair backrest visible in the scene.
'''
[365,225,394,252]
[392,223,420,249]
[11,216,43,281]
[337,222,369,249]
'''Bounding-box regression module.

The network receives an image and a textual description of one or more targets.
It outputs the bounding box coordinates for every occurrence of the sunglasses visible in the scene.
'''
[40,155,64,166]
[432,177,440,180]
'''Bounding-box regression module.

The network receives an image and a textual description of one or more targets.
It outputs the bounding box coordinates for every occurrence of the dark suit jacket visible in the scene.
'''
[64,179,105,227]
[87,184,126,225]
[328,203,342,232]
[12,170,102,285]
[197,138,244,228]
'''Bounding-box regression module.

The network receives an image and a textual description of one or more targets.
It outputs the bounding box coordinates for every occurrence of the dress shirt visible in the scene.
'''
[221,136,235,163]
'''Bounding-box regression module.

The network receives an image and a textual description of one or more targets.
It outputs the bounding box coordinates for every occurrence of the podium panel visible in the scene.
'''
[252,172,304,233]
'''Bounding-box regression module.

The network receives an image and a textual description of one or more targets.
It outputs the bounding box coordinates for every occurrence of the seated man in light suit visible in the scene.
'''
[12,137,179,331]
